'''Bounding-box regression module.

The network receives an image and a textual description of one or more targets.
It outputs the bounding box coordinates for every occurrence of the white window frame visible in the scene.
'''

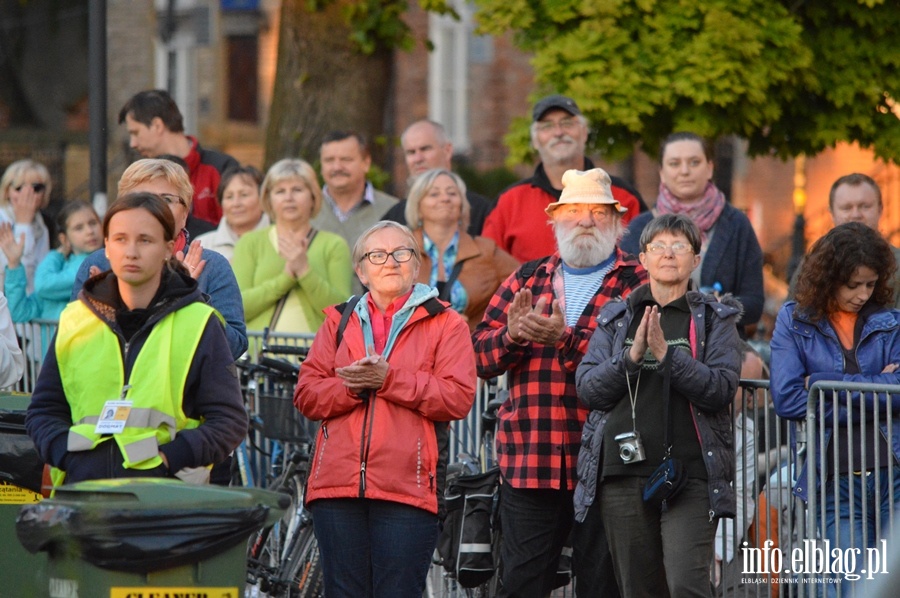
[427,2,473,153]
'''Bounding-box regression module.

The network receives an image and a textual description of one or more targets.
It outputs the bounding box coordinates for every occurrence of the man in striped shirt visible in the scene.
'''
[473,168,646,597]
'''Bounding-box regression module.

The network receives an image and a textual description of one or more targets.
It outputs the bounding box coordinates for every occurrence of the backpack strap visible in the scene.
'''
[438,261,465,302]
[335,294,447,349]
[335,295,363,348]
[517,257,545,283]
[422,297,448,316]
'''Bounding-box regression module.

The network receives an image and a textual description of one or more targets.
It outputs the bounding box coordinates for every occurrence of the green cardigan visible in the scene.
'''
[232,226,352,333]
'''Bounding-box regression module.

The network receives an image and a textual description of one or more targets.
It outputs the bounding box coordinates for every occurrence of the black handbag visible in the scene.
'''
[643,455,687,510]
[642,359,687,510]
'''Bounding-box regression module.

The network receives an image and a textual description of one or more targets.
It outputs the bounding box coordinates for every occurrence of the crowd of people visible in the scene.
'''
[0,88,898,598]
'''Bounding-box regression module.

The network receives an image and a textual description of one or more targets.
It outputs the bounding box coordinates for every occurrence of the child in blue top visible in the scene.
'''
[1,200,102,322]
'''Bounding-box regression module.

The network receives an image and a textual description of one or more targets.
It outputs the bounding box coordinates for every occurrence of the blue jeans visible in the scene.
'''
[310,498,439,598]
[821,467,900,595]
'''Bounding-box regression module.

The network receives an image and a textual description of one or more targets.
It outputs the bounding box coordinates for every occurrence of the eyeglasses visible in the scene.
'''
[14,183,46,193]
[160,193,187,208]
[360,248,416,265]
[645,242,694,255]
[535,117,581,133]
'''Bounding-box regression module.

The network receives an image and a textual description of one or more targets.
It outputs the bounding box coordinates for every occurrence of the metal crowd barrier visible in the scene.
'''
[7,320,57,393]
[7,322,899,596]
[798,381,900,597]
[718,380,900,597]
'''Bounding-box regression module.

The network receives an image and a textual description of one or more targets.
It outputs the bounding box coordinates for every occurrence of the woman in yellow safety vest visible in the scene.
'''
[25,192,247,486]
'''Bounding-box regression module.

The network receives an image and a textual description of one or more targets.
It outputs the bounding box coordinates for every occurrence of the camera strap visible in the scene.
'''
[661,355,673,459]
[624,368,641,432]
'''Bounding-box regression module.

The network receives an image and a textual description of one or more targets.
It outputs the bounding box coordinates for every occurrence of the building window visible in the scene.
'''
[227,35,258,122]
[155,31,196,132]
[428,2,473,153]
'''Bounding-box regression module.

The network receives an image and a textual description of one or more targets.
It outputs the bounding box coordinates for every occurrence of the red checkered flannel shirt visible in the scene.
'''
[472,250,646,490]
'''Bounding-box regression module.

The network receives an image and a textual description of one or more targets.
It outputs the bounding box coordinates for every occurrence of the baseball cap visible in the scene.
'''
[532,95,582,122]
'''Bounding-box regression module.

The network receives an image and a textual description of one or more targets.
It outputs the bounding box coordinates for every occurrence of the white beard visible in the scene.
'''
[555,221,621,268]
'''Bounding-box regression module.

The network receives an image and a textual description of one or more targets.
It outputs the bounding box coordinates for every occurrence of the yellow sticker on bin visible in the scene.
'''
[110,588,239,598]
[0,480,41,504]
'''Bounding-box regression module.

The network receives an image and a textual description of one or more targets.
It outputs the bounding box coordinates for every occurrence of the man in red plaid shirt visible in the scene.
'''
[473,168,646,597]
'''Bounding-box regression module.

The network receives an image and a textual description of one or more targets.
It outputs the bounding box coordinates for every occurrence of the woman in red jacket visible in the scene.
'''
[295,221,476,597]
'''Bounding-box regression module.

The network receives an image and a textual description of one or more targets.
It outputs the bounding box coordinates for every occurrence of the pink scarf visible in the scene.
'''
[655,181,726,244]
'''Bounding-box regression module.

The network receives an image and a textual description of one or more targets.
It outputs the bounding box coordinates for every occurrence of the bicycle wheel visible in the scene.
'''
[247,472,305,595]
[280,523,323,597]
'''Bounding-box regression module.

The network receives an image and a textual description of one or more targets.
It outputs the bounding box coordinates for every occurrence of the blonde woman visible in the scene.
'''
[233,159,351,334]
[406,168,518,331]
[0,160,53,293]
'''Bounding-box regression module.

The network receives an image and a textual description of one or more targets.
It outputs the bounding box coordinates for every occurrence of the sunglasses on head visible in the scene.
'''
[14,183,46,194]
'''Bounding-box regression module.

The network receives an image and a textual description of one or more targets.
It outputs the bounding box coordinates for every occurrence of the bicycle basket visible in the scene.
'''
[258,392,317,443]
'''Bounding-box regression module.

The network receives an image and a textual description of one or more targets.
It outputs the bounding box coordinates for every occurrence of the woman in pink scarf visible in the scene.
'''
[621,132,763,335]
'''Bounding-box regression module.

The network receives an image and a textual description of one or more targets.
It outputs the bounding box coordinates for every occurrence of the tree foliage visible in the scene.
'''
[473,0,900,164]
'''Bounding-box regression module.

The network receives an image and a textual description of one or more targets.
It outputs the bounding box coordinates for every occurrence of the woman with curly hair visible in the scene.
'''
[771,221,900,592]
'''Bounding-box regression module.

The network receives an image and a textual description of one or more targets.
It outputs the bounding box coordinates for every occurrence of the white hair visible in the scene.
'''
[553,219,623,268]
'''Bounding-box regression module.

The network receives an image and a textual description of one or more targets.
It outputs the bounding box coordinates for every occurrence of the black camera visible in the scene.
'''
[614,431,646,464]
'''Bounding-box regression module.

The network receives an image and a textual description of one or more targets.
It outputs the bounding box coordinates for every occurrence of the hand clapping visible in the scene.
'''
[507,289,565,345]
[629,305,668,364]
[279,230,310,279]
[0,222,25,269]
[336,344,388,396]
[176,239,206,279]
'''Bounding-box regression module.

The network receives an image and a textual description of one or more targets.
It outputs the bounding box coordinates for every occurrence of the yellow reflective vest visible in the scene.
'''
[55,300,218,477]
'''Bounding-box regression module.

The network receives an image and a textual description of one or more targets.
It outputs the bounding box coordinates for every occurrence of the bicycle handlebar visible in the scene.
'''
[262,344,310,357]
[258,356,300,378]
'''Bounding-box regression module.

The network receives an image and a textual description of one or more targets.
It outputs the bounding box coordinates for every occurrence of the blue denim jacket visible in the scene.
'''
[73,247,248,360]
[770,301,900,501]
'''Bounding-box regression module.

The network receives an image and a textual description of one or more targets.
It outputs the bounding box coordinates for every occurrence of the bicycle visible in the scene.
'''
[234,330,312,488]
[245,448,322,597]
[240,336,324,597]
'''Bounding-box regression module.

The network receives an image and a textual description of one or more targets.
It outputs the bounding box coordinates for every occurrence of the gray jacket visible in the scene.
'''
[573,288,742,522]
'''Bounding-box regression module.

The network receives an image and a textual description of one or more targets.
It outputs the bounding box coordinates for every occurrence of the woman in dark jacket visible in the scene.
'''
[26,192,247,486]
[575,214,741,597]
[620,132,763,333]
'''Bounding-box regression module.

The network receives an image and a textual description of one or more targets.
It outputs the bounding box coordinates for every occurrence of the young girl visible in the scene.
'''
[1,200,102,322]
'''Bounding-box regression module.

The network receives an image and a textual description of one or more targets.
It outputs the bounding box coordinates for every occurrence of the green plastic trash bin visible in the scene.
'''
[16,478,287,597]
[0,391,47,595]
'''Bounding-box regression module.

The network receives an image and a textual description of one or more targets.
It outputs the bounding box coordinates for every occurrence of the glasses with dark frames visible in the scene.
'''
[360,248,416,265]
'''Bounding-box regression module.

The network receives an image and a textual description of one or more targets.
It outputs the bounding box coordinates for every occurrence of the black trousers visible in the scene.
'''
[573,497,622,598]
[497,483,574,598]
